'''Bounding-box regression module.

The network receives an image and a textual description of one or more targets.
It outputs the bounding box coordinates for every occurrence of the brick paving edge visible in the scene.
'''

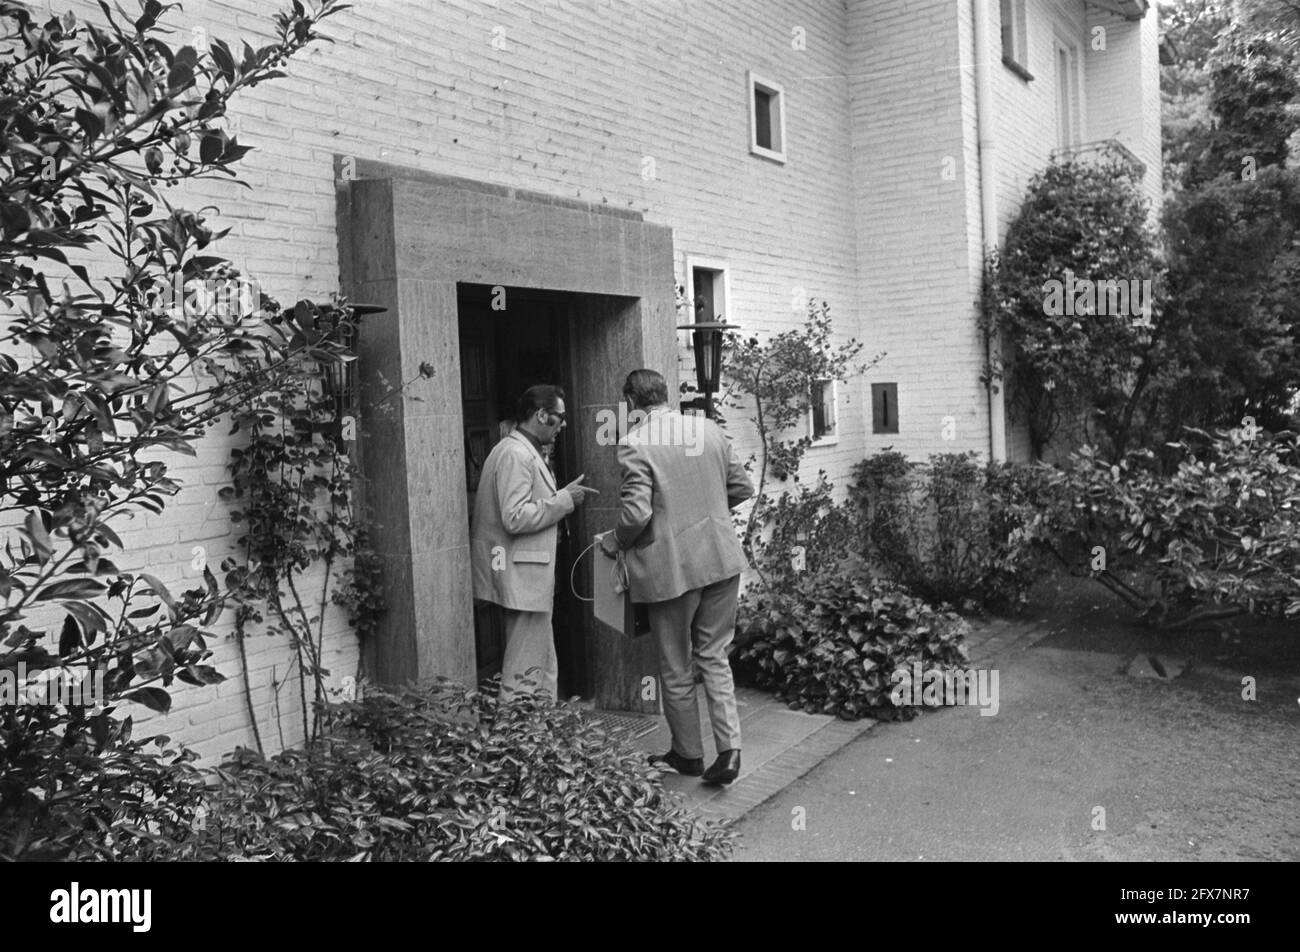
[691,715,878,827]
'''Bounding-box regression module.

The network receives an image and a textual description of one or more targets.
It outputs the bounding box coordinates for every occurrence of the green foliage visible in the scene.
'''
[1047,429,1300,628]
[220,299,386,748]
[0,710,209,861]
[1161,0,1234,189]
[331,524,385,643]
[1182,28,1300,188]
[735,570,971,721]
[0,0,346,752]
[719,298,877,563]
[1161,167,1300,435]
[4,683,733,862]
[980,151,1164,460]
[201,684,733,861]
[1157,4,1300,436]
[850,452,1055,614]
[1160,0,1300,189]
[747,474,863,588]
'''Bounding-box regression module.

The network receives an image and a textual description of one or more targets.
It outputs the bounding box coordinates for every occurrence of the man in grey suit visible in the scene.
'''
[599,369,754,785]
[471,385,597,700]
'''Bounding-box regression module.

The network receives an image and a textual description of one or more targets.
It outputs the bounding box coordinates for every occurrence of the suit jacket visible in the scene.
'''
[470,430,575,612]
[614,407,754,603]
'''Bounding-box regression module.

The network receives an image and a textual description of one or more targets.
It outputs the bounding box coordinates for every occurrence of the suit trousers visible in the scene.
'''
[646,574,742,760]
[500,607,557,700]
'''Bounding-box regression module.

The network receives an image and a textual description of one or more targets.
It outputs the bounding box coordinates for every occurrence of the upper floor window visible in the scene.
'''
[749,71,786,163]
[1000,0,1032,80]
[1054,37,1082,149]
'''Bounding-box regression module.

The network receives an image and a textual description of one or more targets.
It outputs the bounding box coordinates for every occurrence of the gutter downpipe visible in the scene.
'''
[973,0,1007,463]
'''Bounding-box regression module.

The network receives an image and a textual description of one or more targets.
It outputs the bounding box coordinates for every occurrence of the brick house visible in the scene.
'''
[29,0,1161,759]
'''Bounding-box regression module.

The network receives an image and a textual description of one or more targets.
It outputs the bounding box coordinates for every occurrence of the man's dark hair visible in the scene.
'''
[622,369,668,410]
[515,384,566,424]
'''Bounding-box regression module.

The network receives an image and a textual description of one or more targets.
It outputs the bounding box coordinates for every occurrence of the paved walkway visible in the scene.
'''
[728,590,1300,861]
[628,611,1057,826]
[631,686,875,823]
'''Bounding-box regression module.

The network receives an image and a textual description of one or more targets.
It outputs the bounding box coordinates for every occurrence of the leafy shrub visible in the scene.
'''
[200,684,732,861]
[850,452,1057,613]
[719,300,877,553]
[1161,166,1300,437]
[748,476,863,589]
[1049,428,1300,627]
[979,149,1164,460]
[0,709,209,861]
[735,570,971,721]
[1159,23,1300,435]
[0,0,348,764]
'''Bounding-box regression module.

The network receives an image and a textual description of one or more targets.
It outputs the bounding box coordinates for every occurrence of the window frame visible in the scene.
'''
[684,256,731,324]
[1052,33,1083,150]
[1000,0,1033,81]
[748,70,787,164]
[808,378,839,446]
[871,382,899,436]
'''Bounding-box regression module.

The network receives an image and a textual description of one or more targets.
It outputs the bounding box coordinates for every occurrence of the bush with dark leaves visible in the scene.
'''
[199,683,733,861]
[0,708,209,861]
[850,452,1057,613]
[735,569,971,721]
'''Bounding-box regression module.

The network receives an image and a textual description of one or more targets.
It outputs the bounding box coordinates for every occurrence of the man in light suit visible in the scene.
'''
[599,369,754,785]
[471,385,597,700]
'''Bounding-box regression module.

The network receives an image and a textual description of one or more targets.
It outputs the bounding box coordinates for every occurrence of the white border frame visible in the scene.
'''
[1052,33,1084,150]
[684,255,732,323]
[808,378,839,447]
[748,70,787,164]
[1001,0,1030,71]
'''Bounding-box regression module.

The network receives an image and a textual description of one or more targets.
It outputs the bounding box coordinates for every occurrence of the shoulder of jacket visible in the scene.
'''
[491,435,531,463]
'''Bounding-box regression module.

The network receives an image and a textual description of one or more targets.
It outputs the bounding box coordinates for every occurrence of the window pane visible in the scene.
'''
[754,88,773,150]
[1056,46,1072,148]
[811,383,826,437]
[872,383,898,434]
[692,267,715,322]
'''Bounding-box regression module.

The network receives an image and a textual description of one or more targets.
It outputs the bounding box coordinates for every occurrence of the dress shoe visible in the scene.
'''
[701,749,741,785]
[647,750,704,776]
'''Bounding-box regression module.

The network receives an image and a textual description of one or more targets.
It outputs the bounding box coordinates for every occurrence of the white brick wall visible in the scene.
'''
[847,0,987,463]
[18,0,866,759]
[983,0,1164,462]
[10,0,1161,758]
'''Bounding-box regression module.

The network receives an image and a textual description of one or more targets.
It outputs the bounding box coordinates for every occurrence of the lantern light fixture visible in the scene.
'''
[676,319,739,419]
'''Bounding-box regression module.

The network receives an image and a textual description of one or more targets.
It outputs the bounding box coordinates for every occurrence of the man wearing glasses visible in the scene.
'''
[471,385,597,699]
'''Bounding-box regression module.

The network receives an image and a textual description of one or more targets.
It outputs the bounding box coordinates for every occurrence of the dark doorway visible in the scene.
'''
[458,284,589,699]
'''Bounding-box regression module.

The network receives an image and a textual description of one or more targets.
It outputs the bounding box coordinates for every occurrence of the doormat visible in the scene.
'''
[578,710,658,741]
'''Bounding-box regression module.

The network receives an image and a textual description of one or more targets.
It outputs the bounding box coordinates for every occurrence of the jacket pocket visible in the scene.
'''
[513,550,552,564]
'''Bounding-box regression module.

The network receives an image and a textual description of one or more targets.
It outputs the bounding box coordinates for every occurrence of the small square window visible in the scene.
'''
[809,379,837,443]
[748,71,786,163]
[872,383,899,435]
[1000,0,1033,81]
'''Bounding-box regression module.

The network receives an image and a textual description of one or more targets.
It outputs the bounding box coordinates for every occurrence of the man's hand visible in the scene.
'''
[598,532,621,558]
[563,473,599,504]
